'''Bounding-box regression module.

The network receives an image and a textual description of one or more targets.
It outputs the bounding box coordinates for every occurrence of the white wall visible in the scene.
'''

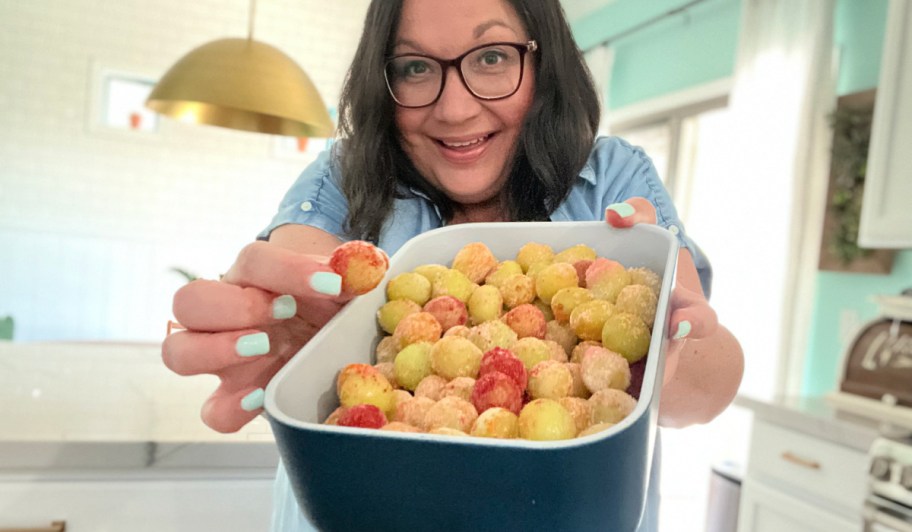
[0,0,370,341]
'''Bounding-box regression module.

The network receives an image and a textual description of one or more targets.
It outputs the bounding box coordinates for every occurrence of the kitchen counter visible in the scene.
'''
[734,394,881,452]
[0,341,279,472]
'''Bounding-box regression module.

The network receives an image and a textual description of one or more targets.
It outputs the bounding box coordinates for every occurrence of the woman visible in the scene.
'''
[162,0,744,530]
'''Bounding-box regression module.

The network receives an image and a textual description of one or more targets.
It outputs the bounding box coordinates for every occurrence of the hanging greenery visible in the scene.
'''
[827,105,873,265]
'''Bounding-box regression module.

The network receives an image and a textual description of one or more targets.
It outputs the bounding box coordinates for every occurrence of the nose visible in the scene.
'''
[431,66,482,123]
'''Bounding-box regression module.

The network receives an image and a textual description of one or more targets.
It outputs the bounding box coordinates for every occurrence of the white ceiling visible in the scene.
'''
[560,0,617,22]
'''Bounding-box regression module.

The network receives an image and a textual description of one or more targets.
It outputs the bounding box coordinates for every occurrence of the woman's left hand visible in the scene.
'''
[605,198,743,428]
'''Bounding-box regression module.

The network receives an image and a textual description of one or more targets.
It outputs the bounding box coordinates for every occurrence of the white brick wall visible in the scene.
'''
[0,0,371,341]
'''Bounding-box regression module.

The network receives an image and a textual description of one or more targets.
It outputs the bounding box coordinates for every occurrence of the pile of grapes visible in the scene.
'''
[325,239,661,441]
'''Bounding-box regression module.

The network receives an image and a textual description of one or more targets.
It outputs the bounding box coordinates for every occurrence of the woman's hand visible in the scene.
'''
[605,198,743,428]
[161,240,349,433]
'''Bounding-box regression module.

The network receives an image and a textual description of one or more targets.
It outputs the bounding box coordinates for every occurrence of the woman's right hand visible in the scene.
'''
[161,240,349,433]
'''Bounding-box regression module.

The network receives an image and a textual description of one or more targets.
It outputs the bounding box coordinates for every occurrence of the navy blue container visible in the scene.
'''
[265,222,678,532]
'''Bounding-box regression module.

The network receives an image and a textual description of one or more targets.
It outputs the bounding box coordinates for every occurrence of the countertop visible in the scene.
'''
[734,394,885,451]
[0,341,279,473]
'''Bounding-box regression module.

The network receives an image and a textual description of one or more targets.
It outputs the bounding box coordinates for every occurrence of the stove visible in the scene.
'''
[865,435,912,531]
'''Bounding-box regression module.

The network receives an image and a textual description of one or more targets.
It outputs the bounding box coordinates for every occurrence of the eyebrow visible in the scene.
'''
[393,19,520,52]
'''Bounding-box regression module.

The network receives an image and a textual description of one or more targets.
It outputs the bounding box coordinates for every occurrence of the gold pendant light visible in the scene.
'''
[145,0,334,137]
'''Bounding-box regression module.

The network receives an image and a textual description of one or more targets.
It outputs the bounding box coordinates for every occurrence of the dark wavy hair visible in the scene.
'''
[337,0,600,242]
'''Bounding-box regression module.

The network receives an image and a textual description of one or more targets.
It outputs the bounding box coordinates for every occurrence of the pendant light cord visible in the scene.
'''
[247,0,257,42]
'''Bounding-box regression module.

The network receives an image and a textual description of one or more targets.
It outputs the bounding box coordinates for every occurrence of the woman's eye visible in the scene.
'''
[402,61,431,77]
[479,51,506,66]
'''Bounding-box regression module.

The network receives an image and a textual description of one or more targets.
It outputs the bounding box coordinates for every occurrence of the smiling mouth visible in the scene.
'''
[437,134,493,150]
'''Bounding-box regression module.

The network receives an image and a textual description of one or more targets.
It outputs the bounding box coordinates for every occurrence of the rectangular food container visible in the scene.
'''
[265,221,679,532]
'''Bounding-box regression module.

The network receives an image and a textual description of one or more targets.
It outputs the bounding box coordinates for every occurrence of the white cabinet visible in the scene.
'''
[737,419,867,532]
[859,0,912,248]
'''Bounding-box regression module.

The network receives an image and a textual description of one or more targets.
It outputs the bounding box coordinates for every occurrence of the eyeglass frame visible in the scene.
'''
[383,40,539,109]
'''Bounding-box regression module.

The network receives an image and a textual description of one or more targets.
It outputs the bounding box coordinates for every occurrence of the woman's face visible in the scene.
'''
[392,0,535,207]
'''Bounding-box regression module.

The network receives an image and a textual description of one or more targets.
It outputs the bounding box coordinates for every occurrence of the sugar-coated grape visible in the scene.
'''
[518,399,577,440]
[392,311,443,349]
[515,242,554,273]
[377,299,422,335]
[569,299,615,342]
[386,272,432,305]
[585,258,631,303]
[329,240,390,296]
[413,263,448,284]
[337,404,387,429]
[554,244,597,264]
[393,341,433,391]
[580,346,631,393]
[601,312,651,363]
[471,371,524,415]
[527,360,573,400]
[440,376,476,402]
[545,320,578,356]
[550,286,594,324]
[451,242,498,284]
[511,337,552,372]
[427,427,469,437]
[338,369,395,417]
[324,406,349,425]
[423,296,468,331]
[470,407,520,439]
[501,303,546,339]
[564,362,591,398]
[374,335,400,364]
[430,336,483,380]
[443,324,472,338]
[467,320,518,353]
[615,284,658,329]
[431,268,476,303]
[478,347,528,390]
[484,260,524,288]
[393,395,436,430]
[627,267,661,296]
[373,362,399,389]
[578,422,615,437]
[534,262,579,304]
[498,273,535,309]
[336,363,381,396]
[588,389,637,425]
[570,340,602,364]
[532,298,555,322]
[467,284,504,324]
[543,339,569,363]
[413,374,448,401]
[558,396,592,433]
[424,396,478,432]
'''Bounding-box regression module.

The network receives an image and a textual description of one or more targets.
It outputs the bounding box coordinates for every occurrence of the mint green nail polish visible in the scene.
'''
[272,295,297,319]
[310,272,342,296]
[673,320,692,340]
[606,202,635,218]
[236,332,269,357]
[241,388,265,411]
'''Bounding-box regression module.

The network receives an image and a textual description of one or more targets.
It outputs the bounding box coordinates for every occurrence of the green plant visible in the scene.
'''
[828,106,873,265]
[170,267,199,283]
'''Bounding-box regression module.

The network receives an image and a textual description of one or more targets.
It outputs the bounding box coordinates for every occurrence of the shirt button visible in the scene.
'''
[300,201,313,212]
[668,225,680,235]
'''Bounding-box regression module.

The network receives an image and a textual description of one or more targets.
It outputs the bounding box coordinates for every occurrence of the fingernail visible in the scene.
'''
[310,272,342,296]
[236,332,270,357]
[606,202,635,218]
[673,320,691,340]
[272,295,297,319]
[241,388,265,411]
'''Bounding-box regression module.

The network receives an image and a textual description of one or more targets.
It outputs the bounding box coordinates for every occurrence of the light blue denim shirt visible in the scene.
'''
[260,135,712,531]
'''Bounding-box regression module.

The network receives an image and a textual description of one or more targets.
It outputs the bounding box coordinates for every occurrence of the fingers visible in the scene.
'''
[222,241,347,302]
[163,328,273,376]
[174,280,296,332]
[202,385,266,433]
[605,197,657,228]
[668,287,718,340]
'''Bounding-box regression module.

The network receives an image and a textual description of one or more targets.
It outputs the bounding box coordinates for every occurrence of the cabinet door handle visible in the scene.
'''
[780,451,821,470]
[0,522,66,532]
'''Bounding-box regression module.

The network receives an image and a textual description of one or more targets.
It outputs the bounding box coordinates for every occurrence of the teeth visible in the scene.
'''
[443,136,486,148]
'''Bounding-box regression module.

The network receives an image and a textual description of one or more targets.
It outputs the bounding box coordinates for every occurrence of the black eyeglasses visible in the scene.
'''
[384,41,538,108]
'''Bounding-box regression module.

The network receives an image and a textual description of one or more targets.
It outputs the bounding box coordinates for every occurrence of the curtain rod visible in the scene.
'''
[581,0,712,53]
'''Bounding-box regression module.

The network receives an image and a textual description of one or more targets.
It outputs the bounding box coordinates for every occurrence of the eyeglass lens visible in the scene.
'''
[386,44,524,107]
